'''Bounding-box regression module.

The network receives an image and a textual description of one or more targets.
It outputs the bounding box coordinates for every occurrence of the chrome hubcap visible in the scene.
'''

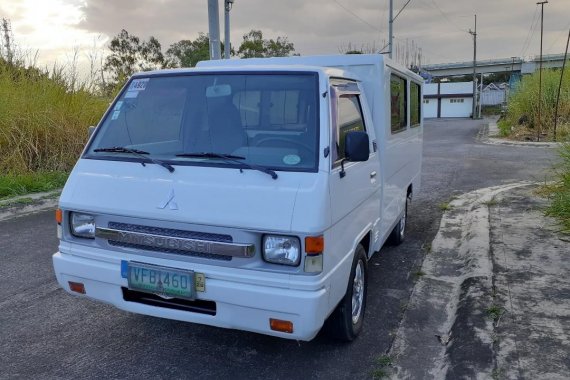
[351,260,365,324]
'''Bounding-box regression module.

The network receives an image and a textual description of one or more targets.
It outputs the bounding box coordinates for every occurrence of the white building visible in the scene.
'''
[423,82,474,118]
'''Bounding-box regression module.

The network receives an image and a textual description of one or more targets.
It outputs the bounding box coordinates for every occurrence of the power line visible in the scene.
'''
[424,0,470,34]
[393,0,413,22]
[519,6,540,57]
[332,0,380,32]
[546,20,570,53]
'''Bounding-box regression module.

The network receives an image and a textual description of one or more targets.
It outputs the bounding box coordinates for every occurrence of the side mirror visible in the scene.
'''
[345,131,369,162]
[88,126,96,139]
[340,131,369,178]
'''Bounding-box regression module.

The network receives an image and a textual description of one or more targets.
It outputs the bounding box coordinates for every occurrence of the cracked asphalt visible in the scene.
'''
[0,118,557,379]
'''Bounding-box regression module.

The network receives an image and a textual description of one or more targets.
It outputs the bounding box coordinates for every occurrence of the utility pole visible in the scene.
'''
[537,1,548,141]
[388,0,394,58]
[469,15,477,119]
[207,0,221,60]
[224,0,234,59]
[553,28,569,141]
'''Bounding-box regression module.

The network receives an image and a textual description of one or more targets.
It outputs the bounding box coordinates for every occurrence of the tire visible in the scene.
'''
[325,244,368,342]
[388,195,410,246]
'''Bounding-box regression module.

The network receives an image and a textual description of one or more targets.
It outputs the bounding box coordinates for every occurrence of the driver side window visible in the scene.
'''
[332,94,367,165]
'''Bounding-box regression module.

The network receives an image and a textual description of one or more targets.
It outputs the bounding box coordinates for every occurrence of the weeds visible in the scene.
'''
[483,197,499,207]
[414,270,426,278]
[486,305,504,321]
[497,120,511,137]
[372,355,393,379]
[439,202,452,211]
[0,196,34,208]
[492,368,504,380]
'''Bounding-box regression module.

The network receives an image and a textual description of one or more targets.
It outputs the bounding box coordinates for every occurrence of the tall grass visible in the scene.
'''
[544,143,570,232]
[0,60,110,174]
[505,66,570,141]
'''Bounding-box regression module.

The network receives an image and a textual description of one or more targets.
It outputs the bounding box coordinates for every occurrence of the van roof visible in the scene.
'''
[197,54,421,81]
[133,64,358,81]
[133,54,421,83]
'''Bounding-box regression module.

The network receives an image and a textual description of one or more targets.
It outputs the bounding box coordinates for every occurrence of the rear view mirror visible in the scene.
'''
[340,131,369,178]
[345,131,369,162]
[206,84,232,98]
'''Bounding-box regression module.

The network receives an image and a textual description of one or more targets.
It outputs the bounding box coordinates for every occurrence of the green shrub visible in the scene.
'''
[0,61,110,174]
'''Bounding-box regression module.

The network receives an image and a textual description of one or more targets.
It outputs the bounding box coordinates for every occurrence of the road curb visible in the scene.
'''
[388,182,534,379]
[478,122,562,148]
[0,189,61,222]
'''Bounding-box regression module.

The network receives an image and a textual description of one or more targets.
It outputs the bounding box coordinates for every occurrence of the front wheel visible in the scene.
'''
[325,244,368,341]
[389,195,410,246]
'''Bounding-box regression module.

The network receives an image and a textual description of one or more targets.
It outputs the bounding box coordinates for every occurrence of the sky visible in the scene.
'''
[0,0,569,72]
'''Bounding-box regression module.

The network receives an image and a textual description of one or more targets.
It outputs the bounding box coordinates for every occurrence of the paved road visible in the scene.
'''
[0,119,557,380]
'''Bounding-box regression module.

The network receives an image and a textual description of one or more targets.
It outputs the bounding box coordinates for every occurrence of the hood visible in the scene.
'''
[60,159,314,232]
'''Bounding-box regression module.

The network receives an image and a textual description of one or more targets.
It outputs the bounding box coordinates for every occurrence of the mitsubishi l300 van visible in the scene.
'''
[53,54,423,341]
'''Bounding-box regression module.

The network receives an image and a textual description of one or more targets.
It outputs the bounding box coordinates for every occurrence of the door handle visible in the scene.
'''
[370,171,377,178]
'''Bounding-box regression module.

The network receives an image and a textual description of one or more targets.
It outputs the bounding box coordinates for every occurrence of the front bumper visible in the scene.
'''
[52,251,329,341]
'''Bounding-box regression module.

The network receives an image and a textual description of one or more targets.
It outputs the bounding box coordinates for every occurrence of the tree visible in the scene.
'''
[1,18,15,65]
[237,30,295,58]
[103,29,168,86]
[166,33,229,68]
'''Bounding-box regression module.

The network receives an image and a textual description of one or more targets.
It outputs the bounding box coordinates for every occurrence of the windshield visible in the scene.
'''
[86,72,320,172]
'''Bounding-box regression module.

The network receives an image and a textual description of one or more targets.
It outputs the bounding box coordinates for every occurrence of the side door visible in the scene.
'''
[329,80,382,257]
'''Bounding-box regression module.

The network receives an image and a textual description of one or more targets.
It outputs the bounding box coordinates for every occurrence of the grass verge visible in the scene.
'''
[0,172,68,199]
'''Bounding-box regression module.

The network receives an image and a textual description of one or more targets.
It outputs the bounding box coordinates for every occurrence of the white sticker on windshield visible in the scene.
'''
[111,110,121,120]
[129,78,149,91]
[125,91,139,99]
[114,101,123,111]
[283,154,301,165]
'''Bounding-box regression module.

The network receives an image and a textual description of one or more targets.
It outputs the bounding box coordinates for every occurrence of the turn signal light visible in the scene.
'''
[55,209,63,224]
[68,281,86,294]
[305,236,324,255]
[270,318,294,334]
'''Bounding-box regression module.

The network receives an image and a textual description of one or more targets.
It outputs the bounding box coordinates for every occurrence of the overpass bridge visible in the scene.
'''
[423,53,567,77]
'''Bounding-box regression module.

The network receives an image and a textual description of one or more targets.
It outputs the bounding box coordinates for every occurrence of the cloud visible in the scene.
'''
[5,0,570,67]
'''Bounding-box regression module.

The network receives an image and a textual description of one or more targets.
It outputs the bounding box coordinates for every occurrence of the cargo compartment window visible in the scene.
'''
[410,82,421,128]
[332,94,366,164]
[390,74,407,133]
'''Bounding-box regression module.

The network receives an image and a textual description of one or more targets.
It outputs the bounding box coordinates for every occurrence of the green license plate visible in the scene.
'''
[127,262,195,300]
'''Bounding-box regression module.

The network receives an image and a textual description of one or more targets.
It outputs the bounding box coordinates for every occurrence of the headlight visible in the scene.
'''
[70,212,96,239]
[262,235,301,266]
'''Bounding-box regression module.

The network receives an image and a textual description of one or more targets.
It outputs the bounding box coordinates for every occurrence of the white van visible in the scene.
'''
[52,54,423,341]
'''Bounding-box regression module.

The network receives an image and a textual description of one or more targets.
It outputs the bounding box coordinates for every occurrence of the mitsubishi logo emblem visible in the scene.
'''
[157,188,178,210]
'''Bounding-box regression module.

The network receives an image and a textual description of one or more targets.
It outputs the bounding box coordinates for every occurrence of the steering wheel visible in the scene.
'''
[255,137,314,155]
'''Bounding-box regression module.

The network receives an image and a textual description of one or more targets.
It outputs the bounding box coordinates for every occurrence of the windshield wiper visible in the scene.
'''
[176,152,278,180]
[94,146,175,173]
[94,146,150,154]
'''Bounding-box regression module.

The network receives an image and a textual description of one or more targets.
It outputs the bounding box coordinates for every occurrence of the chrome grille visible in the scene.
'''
[106,222,234,261]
